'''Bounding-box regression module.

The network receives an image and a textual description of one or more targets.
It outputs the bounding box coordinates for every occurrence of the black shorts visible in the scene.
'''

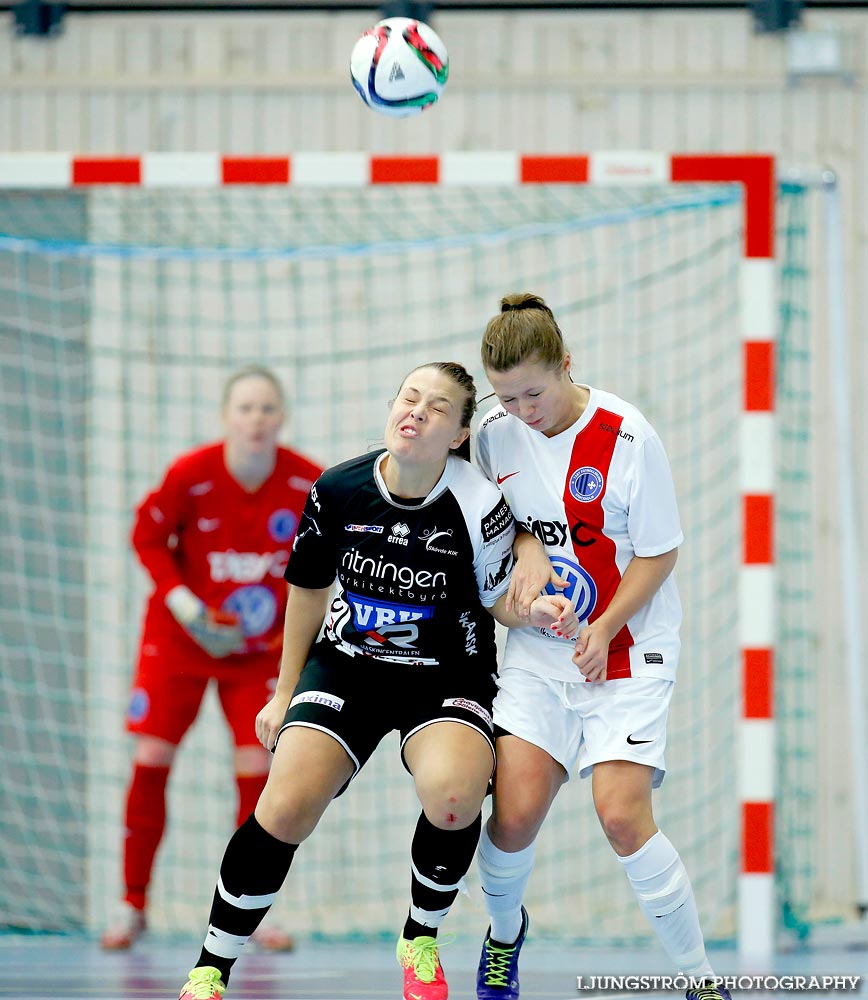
[274,641,497,794]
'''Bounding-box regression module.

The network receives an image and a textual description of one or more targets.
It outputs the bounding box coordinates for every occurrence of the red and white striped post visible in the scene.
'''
[673,155,776,963]
[0,150,777,958]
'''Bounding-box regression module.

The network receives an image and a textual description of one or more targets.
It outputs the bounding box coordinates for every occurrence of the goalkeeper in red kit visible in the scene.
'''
[101,365,322,952]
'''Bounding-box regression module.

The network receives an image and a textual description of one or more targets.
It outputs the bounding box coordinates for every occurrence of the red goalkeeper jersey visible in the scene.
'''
[133,441,323,657]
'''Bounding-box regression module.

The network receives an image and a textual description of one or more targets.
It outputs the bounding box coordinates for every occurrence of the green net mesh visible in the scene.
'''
[0,181,814,943]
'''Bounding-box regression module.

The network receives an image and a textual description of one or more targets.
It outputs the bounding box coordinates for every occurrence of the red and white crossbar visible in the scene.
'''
[0,149,776,957]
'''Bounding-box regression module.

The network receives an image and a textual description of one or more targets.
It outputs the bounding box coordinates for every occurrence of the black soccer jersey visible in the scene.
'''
[285,450,515,667]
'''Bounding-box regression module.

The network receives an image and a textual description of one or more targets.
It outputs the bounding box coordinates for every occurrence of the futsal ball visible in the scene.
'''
[350,17,449,118]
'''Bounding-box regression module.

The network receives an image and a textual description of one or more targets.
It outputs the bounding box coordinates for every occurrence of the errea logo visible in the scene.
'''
[388,522,411,546]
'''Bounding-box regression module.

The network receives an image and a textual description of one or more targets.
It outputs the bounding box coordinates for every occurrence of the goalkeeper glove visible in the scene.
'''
[165,585,245,658]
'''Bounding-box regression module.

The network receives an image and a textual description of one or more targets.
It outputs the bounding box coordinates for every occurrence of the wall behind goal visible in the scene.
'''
[0,5,859,928]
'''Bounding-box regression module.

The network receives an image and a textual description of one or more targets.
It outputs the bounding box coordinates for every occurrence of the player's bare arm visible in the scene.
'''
[506,530,569,617]
[490,590,579,638]
[256,583,331,750]
[573,548,678,682]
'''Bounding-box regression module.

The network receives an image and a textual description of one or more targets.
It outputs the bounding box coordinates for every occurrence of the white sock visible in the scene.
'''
[477,822,535,945]
[618,830,713,976]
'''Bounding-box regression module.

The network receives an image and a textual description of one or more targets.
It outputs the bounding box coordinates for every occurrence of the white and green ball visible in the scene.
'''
[350,17,449,119]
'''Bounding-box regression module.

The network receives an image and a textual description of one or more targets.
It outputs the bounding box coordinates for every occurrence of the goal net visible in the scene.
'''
[0,175,815,944]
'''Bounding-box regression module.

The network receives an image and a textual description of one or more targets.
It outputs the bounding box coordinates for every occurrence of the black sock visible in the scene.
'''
[489,935,519,949]
[195,813,297,984]
[402,810,482,940]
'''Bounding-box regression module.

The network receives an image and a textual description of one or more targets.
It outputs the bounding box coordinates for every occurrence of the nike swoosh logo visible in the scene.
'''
[626,735,653,745]
[496,471,519,485]
[481,888,508,896]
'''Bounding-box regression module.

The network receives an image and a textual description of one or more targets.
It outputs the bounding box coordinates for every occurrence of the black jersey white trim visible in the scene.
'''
[285,451,514,667]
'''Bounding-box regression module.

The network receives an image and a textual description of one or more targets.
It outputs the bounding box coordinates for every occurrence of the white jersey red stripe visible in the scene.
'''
[476,385,683,682]
[562,405,635,678]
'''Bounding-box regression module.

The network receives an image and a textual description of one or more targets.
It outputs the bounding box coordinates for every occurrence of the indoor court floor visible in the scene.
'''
[1,932,866,1000]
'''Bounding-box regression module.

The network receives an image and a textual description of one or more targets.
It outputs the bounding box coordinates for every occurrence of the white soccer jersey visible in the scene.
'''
[476,385,683,682]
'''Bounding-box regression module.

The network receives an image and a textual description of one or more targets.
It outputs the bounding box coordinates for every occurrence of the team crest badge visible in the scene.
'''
[568,466,604,503]
[268,508,298,542]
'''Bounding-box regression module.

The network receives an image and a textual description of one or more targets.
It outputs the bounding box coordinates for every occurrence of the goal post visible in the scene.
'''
[0,152,804,958]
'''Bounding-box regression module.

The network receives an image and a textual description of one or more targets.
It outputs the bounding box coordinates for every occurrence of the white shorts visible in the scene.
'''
[492,667,673,788]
